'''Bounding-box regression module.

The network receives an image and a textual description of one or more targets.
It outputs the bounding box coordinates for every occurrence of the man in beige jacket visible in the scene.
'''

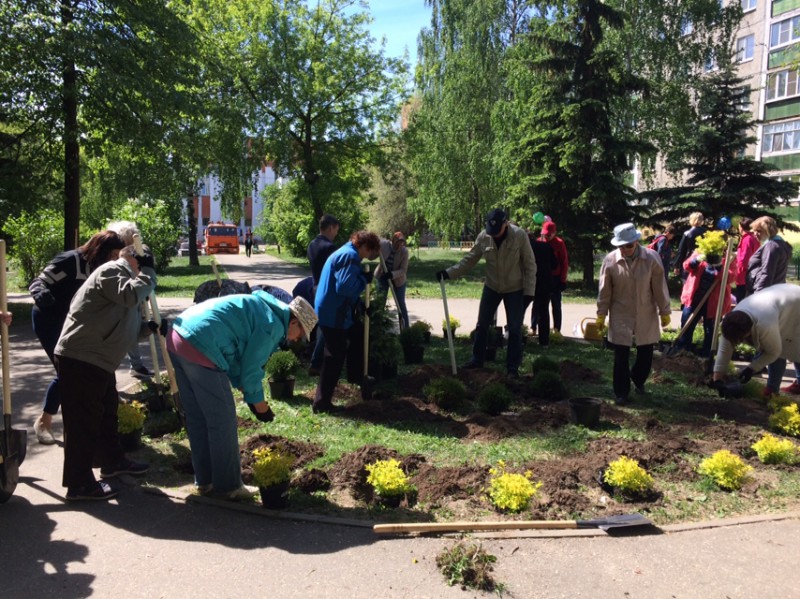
[597,223,671,405]
[436,208,537,378]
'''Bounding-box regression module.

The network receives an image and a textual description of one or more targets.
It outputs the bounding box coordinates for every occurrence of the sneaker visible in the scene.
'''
[100,458,150,478]
[66,481,119,502]
[129,365,153,378]
[220,485,258,501]
[461,360,483,370]
[614,395,629,406]
[196,483,213,496]
[34,417,56,445]
[781,380,800,395]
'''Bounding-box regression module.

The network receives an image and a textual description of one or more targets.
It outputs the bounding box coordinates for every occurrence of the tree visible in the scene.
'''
[497,0,652,286]
[1,0,206,249]
[203,0,408,254]
[642,48,799,230]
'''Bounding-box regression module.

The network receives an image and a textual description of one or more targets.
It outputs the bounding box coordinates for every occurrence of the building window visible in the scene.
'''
[770,16,800,49]
[737,34,755,62]
[736,86,753,112]
[741,0,756,12]
[681,17,693,37]
[767,68,800,101]
[763,120,800,153]
[197,179,208,195]
[704,51,717,73]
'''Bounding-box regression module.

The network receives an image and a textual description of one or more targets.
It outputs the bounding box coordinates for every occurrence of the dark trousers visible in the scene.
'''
[473,286,523,374]
[610,342,654,400]
[523,294,551,346]
[314,323,364,408]
[56,356,124,488]
[32,307,63,415]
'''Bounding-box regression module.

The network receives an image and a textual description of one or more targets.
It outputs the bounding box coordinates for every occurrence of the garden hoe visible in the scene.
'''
[373,513,655,535]
[0,239,27,503]
[440,279,457,375]
[133,235,166,411]
[378,253,404,331]
[361,265,376,401]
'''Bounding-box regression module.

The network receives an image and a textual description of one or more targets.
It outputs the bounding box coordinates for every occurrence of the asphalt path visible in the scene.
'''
[1,250,798,598]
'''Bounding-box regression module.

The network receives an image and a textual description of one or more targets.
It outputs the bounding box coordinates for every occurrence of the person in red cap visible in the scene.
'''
[534,220,569,335]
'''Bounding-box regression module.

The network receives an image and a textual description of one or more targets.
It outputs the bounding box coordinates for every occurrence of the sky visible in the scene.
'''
[364,0,432,64]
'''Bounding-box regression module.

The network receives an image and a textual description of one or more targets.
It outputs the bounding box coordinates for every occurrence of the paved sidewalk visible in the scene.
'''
[2,251,798,598]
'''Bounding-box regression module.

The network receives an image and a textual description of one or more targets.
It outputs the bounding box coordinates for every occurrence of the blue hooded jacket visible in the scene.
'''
[314,241,367,329]
[172,290,289,404]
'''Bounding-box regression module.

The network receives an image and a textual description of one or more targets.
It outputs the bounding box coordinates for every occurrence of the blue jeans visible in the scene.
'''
[473,286,524,374]
[31,307,63,415]
[377,280,409,329]
[169,351,243,493]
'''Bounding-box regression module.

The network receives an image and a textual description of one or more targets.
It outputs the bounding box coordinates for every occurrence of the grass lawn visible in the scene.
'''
[155,255,229,297]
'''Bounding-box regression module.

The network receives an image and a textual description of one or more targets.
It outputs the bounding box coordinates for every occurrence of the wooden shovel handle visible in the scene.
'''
[0,240,11,417]
[374,520,579,534]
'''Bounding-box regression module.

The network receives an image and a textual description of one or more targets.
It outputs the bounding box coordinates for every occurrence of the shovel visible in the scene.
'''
[361,271,376,401]
[133,235,166,411]
[148,293,185,427]
[378,253,404,331]
[440,279,457,375]
[664,277,721,358]
[705,238,735,374]
[0,239,27,503]
[373,513,654,535]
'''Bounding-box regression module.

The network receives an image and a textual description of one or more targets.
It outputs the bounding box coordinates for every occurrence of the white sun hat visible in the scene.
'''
[288,297,318,341]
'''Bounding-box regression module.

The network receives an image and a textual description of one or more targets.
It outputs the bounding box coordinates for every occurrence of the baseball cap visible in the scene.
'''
[485,209,507,236]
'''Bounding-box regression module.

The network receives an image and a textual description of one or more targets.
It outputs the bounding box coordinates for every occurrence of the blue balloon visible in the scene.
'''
[717,217,731,231]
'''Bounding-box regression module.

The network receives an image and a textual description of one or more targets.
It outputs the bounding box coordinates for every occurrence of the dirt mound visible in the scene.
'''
[411,463,488,505]
[326,445,426,501]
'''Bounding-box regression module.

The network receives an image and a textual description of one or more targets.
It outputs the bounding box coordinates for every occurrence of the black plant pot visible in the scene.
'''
[259,481,290,509]
[402,345,425,365]
[422,331,432,344]
[268,376,296,400]
[568,397,602,429]
[119,429,142,452]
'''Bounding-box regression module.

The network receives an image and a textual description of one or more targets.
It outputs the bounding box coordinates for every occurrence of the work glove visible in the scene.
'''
[362,270,374,285]
[380,272,393,284]
[147,318,170,337]
[248,402,275,423]
[660,314,671,328]
[135,253,155,270]
[559,280,567,292]
[435,270,449,281]
[32,288,56,309]
[595,315,606,329]
[707,378,728,398]
[738,367,754,384]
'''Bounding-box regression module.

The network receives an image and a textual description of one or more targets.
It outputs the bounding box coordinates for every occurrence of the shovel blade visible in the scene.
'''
[0,427,27,503]
[578,513,654,530]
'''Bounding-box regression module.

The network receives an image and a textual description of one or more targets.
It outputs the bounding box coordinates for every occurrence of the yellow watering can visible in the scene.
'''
[579,317,604,342]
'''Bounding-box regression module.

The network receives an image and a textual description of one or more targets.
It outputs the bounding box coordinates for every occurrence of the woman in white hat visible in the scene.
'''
[596,223,672,405]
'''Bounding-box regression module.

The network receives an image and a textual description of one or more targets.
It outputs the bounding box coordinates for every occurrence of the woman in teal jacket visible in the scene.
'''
[167,291,317,500]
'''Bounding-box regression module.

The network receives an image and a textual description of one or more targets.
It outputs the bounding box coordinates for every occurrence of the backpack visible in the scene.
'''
[647,234,666,251]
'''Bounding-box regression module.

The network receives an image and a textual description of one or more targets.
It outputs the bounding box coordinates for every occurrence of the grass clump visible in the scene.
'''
[698,450,753,491]
[603,456,655,496]
[423,377,467,411]
[365,458,414,497]
[529,370,566,400]
[477,382,514,415]
[751,433,798,465]
[769,403,800,437]
[531,355,559,374]
[487,461,542,513]
[436,542,502,592]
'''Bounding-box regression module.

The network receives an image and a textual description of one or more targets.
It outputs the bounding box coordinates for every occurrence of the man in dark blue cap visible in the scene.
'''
[436,208,537,377]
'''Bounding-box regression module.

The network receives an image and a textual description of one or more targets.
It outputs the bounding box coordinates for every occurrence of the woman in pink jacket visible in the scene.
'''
[733,218,759,303]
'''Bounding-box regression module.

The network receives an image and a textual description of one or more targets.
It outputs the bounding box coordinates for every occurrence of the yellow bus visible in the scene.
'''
[204,223,240,255]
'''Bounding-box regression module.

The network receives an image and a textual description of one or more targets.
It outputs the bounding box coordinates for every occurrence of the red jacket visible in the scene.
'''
[543,236,568,283]
[681,252,736,317]
[735,232,759,286]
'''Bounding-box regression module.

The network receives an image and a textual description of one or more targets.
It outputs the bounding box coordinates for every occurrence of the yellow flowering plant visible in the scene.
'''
[695,230,727,263]
[442,315,460,332]
[751,433,798,465]
[603,456,655,496]
[118,400,147,434]
[769,403,800,437]
[698,450,753,490]
[365,458,415,497]
[487,461,542,513]
[251,447,295,487]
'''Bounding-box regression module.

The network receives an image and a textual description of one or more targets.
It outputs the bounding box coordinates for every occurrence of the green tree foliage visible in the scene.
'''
[111,200,182,273]
[642,49,799,229]
[498,1,652,286]
[4,209,64,287]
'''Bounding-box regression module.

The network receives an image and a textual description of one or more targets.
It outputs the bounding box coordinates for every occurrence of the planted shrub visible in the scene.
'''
[531,355,559,374]
[252,447,295,487]
[398,325,425,349]
[365,458,415,497]
[769,403,800,437]
[698,450,753,491]
[118,401,147,434]
[751,433,798,465]
[529,370,566,400]
[410,320,432,334]
[603,456,654,496]
[265,350,300,381]
[487,461,542,513]
[442,315,460,334]
[477,383,514,416]
[423,377,467,411]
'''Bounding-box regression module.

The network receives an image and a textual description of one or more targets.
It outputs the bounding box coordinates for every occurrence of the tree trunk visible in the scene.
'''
[61,1,80,250]
[186,189,199,266]
[580,235,595,289]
